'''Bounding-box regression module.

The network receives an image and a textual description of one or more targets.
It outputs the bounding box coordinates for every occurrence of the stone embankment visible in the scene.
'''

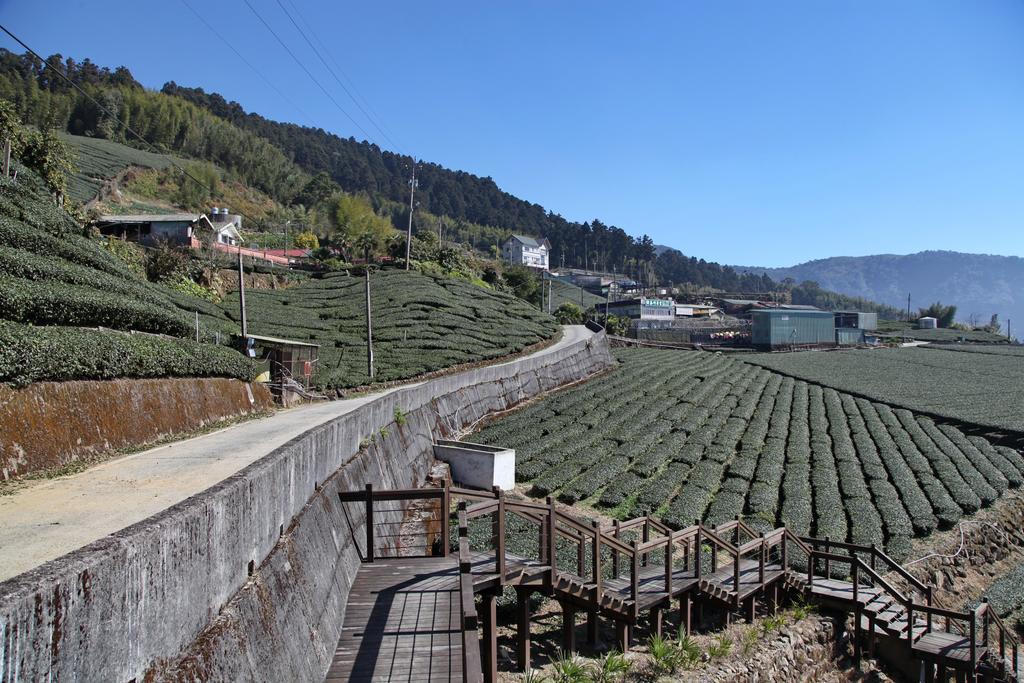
[0,377,272,479]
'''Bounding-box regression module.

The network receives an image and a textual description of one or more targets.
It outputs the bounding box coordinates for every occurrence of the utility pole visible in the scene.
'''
[285,220,290,260]
[907,293,911,322]
[437,217,442,245]
[237,248,248,338]
[405,162,417,270]
[365,266,374,379]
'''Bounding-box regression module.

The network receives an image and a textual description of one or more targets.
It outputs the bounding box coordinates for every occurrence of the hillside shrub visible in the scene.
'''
[0,321,254,387]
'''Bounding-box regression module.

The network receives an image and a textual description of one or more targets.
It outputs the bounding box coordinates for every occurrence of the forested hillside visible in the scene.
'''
[0,49,918,312]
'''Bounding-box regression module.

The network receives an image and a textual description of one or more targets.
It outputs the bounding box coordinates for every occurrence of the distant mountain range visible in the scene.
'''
[733,250,1023,334]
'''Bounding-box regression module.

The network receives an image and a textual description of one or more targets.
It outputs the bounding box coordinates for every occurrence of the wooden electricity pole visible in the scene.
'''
[238,248,248,338]
[404,163,417,270]
[365,266,375,379]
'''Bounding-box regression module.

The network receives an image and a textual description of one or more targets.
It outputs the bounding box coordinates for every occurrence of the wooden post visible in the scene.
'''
[516,588,532,672]
[615,620,631,653]
[587,610,600,646]
[547,497,557,584]
[651,607,663,639]
[496,491,506,584]
[364,483,374,562]
[695,522,702,580]
[781,533,788,570]
[665,533,674,595]
[482,592,498,683]
[681,593,692,636]
[824,537,831,578]
[561,601,576,654]
[642,514,650,568]
[577,533,585,577]
[926,587,933,633]
[441,485,451,557]
[969,611,977,673]
[870,543,877,572]
[612,520,621,577]
[747,596,756,623]
[630,541,640,621]
[982,598,990,644]
[591,521,603,603]
[758,532,766,585]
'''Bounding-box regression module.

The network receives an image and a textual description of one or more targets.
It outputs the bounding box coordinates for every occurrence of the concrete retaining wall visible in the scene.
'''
[0,328,614,683]
[0,378,274,479]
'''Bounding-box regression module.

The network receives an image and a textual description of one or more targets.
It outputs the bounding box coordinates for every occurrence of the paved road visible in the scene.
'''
[0,326,590,582]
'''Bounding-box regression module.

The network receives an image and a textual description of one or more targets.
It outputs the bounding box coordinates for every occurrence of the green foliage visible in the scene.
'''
[746,347,1024,433]
[164,275,218,302]
[918,301,958,328]
[676,634,701,668]
[504,265,540,304]
[706,635,732,659]
[647,634,681,674]
[550,651,588,683]
[587,650,630,682]
[473,347,1020,556]
[101,236,146,277]
[393,407,407,426]
[292,230,319,249]
[0,321,254,387]
[171,161,219,209]
[332,193,396,259]
[554,302,584,325]
[226,269,558,389]
[25,129,75,197]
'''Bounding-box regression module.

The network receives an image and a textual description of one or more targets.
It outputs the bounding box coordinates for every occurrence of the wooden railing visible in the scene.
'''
[801,543,1020,678]
[457,490,799,614]
[458,504,483,683]
[337,484,450,561]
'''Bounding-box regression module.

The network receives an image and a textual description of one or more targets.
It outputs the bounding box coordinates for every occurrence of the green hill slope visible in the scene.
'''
[0,168,251,386]
[223,269,559,389]
[62,134,180,204]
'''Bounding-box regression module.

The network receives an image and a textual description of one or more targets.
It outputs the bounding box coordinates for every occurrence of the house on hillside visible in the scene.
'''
[209,207,242,246]
[96,213,217,247]
[96,209,242,250]
[502,234,550,270]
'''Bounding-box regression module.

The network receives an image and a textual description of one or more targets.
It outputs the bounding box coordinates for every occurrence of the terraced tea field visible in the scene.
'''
[745,348,1024,433]
[472,348,1024,559]
[223,269,559,389]
[62,134,181,203]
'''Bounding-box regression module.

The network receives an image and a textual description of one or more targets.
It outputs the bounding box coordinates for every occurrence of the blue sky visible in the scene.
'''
[1,1,1022,266]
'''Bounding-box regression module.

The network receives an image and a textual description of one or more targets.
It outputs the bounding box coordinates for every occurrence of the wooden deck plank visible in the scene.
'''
[326,557,466,682]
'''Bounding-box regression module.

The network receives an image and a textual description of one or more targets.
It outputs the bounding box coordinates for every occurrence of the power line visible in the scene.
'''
[178,0,315,124]
[0,22,268,229]
[241,0,375,144]
[278,0,407,156]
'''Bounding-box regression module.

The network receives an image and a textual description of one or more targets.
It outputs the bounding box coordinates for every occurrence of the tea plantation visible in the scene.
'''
[221,269,559,389]
[0,169,249,385]
[745,347,1024,433]
[472,348,1024,559]
[62,134,180,204]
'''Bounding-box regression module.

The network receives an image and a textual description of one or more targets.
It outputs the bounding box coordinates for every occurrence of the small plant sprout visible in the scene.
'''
[588,650,630,682]
[676,634,702,668]
[707,635,732,659]
[647,634,681,674]
[521,667,549,683]
[394,406,407,426]
[550,650,588,683]
[379,426,390,439]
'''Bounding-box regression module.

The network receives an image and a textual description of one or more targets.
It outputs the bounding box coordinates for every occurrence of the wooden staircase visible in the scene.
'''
[334,484,1022,683]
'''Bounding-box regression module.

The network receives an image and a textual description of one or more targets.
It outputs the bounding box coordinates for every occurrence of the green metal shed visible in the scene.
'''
[751,309,836,348]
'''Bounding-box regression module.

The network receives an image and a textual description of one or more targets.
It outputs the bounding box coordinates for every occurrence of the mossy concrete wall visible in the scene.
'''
[0,378,274,479]
[0,329,614,682]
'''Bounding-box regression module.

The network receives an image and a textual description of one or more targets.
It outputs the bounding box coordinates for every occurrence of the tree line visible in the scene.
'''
[0,49,897,306]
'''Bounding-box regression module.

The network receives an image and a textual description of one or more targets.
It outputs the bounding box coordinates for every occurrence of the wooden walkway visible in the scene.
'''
[328,485,1021,683]
[326,558,466,682]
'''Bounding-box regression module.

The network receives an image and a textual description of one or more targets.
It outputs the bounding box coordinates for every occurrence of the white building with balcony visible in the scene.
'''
[502,234,551,270]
